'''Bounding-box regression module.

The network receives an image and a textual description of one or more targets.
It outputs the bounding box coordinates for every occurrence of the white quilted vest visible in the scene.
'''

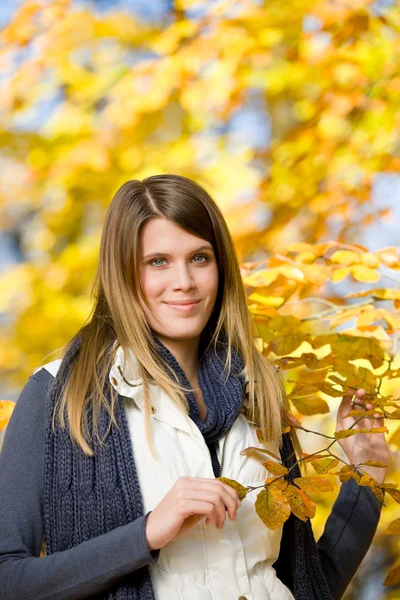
[37,348,295,600]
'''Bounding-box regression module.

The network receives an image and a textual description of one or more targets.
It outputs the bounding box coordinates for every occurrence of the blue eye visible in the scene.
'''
[149,254,210,267]
[149,258,166,267]
[193,254,209,263]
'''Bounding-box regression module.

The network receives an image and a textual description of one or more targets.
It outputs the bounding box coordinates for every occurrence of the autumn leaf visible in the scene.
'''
[383,518,400,535]
[333,465,361,484]
[300,453,329,463]
[293,476,334,493]
[389,427,400,447]
[334,426,388,439]
[370,486,385,504]
[241,447,282,461]
[266,476,289,493]
[358,474,378,487]
[386,488,400,504]
[0,400,15,431]
[384,556,400,587]
[290,395,330,416]
[217,477,248,501]
[282,483,316,522]
[256,428,265,443]
[359,460,389,468]
[262,460,288,476]
[255,487,291,530]
[311,457,339,474]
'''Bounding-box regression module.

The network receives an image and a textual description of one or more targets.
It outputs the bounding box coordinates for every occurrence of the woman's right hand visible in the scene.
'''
[145,476,241,551]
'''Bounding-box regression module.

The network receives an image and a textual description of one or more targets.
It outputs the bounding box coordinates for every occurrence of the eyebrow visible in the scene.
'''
[142,245,214,261]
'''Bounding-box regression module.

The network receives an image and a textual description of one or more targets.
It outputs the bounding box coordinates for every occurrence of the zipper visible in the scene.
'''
[218,428,231,477]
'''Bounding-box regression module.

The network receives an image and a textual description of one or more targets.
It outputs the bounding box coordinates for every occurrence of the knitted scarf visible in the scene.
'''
[43,334,334,600]
[151,331,246,444]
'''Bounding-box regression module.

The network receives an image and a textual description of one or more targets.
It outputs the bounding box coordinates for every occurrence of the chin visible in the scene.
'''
[158,325,205,340]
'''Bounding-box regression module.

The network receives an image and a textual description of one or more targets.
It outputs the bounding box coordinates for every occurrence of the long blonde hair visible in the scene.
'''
[53,174,301,463]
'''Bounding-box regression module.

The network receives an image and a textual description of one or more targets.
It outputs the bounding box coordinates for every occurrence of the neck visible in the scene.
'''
[152,332,201,383]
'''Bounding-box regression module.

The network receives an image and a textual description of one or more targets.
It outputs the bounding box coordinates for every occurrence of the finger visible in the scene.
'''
[337,395,354,426]
[183,479,239,521]
[352,388,367,409]
[183,477,240,502]
[183,492,226,527]
[180,499,219,526]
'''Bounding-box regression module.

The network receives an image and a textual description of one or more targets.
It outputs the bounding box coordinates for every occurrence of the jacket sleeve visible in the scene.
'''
[0,369,160,600]
[317,476,382,600]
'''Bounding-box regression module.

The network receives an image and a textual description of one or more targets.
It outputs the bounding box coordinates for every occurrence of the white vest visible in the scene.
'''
[37,349,295,600]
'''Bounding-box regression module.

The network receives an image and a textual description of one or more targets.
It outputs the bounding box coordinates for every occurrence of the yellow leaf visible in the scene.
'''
[343,409,379,418]
[282,484,316,522]
[300,453,328,463]
[335,465,361,484]
[358,474,378,487]
[370,486,385,504]
[248,293,285,307]
[332,267,351,282]
[293,476,334,493]
[389,427,400,447]
[334,426,388,439]
[330,250,361,265]
[383,518,400,535]
[255,487,291,530]
[384,557,400,586]
[256,428,265,443]
[241,446,282,461]
[386,488,400,504]
[262,460,288,476]
[346,288,400,300]
[351,265,380,283]
[266,477,289,493]
[360,253,380,269]
[0,400,15,431]
[291,395,330,416]
[311,457,339,474]
[217,477,248,501]
[359,460,389,468]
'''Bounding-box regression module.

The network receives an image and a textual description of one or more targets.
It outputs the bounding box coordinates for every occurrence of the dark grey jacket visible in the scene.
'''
[0,368,382,599]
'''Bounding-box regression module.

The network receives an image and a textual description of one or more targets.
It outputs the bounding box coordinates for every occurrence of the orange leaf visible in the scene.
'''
[217,477,248,501]
[255,487,291,530]
[370,486,385,504]
[282,483,316,522]
[311,457,339,474]
[293,476,334,493]
[290,395,330,416]
[262,460,288,476]
[389,427,400,447]
[359,460,389,468]
[241,447,282,461]
[383,518,400,535]
[386,488,400,504]
[334,426,388,439]
[384,557,400,586]
[0,400,15,431]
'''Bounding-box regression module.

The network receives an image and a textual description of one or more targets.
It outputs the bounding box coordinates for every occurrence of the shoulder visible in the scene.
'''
[33,358,62,379]
[1,363,60,463]
[7,361,60,434]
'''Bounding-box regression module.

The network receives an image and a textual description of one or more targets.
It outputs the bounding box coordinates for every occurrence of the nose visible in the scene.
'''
[171,262,194,291]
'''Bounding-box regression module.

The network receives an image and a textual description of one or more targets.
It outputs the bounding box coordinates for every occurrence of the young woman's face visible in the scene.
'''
[138,218,219,343]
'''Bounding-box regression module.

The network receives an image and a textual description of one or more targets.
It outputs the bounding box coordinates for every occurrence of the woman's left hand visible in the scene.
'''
[335,388,390,485]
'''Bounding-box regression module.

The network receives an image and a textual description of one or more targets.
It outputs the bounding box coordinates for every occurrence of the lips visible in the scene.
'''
[164,300,200,305]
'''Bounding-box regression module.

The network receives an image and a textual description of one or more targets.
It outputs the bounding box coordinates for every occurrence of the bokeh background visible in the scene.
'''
[1,0,400,598]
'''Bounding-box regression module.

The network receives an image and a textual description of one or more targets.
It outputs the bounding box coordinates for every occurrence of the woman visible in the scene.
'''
[0,174,388,600]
